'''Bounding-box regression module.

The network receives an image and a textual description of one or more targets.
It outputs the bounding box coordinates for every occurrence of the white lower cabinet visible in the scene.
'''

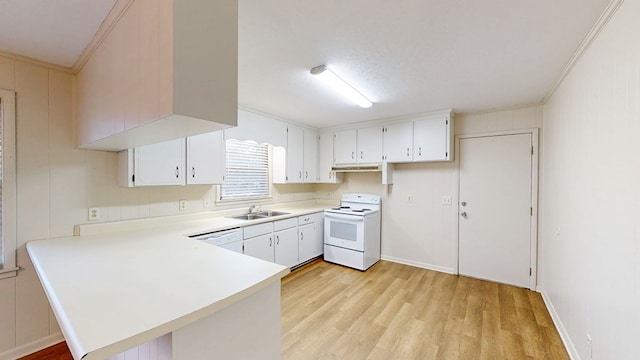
[241,212,323,268]
[274,218,299,267]
[298,212,324,264]
[242,223,275,262]
[242,218,299,267]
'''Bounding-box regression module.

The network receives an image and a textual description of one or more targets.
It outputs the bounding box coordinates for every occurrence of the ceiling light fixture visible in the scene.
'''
[310,65,373,108]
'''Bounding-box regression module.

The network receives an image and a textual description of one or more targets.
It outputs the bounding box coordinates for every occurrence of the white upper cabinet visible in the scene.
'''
[383,122,413,162]
[317,133,343,183]
[76,0,238,151]
[357,126,384,163]
[303,128,318,182]
[413,113,452,161]
[118,138,186,187]
[286,124,305,183]
[186,131,225,185]
[273,123,320,184]
[333,129,357,164]
[334,127,383,164]
[118,132,226,187]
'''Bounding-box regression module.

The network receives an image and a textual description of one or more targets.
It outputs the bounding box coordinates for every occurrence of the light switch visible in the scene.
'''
[441,196,452,205]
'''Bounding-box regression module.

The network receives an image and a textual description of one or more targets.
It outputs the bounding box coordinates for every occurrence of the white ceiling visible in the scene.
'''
[0,0,611,128]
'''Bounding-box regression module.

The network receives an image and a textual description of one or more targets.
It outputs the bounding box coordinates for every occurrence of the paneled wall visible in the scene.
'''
[315,105,543,273]
[540,0,640,358]
[0,54,313,359]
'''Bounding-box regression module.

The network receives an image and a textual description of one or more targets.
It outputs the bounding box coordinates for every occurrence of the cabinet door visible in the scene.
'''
[298,223,315,264]
[303,128,318,182]
[286,125,304,183]
[383,122,413,162]
[317,133,342,183]
[243,233,274,263]
[134,138,185,186]
[312,214,324,257]
[357,126,383,163]
[413,115,451,161]
[334,129,357,164]
[274,227,298,267]
[186,131,225,184]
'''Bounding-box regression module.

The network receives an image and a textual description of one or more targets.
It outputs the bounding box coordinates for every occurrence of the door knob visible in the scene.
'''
[461,201,467,206]
[461,212,468,218]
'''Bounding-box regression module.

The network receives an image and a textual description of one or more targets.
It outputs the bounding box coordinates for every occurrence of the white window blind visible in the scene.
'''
[220,139,269,200]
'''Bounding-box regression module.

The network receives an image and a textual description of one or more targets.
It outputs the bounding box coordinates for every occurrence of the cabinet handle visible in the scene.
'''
[269,237,272,247]
[305,171,308,179]
[419,147,422,156]
[351,151,355,159]
[276,235,280,245]
[175,166,179,178]
[406,148,410,156]
[300,232,304,240]
[360,151,363,159]
[192,167,195,178]
[329,171,332,179]
[299,170,302,179]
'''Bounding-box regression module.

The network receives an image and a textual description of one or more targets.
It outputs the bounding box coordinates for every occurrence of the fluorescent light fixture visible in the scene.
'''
[310,65,373,108]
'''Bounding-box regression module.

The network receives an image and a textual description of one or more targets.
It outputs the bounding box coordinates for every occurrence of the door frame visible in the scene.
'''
[454,128,539,290]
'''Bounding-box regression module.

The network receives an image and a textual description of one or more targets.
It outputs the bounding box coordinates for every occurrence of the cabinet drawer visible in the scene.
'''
[274,218,298,231]
[299,212,324,225]
[243,222,273,239]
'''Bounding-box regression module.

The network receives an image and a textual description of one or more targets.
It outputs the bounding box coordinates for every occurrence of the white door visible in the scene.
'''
[383,122,413,162]
[414,115,449,161]
[286,125,304,183]
[334,130,357,164]
[458,133,533,288]
[303,128,318,182]
[186,131,225,184]
[298,223,315,264]
[357,126,383,163]
[243,234,274,262]
[275,227,299,267]
[134,138,185,186]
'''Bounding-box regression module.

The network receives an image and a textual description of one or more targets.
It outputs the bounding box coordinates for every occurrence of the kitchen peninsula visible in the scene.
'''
[26,225,290,360]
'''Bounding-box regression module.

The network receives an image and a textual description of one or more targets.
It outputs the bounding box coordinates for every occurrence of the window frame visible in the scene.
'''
[0,89,18,279]
[217,139,272,204]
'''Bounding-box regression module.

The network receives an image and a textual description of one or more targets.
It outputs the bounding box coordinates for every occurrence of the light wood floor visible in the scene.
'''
[282,260,569,360]
[25,260,568,360]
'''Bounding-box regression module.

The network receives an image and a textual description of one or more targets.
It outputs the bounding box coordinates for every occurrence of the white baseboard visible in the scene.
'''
[537,286,580,360]
[380,255,456,274]
[0,333,64,360]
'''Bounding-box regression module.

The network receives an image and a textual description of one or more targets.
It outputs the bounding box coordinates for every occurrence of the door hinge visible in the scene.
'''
[531,146,534,155]
[132,174,135,183]
[445,151,448,157]
[529,268,532,276]
[530,207,533,216]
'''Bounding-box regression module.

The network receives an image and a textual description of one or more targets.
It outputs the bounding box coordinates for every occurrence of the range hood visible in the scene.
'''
[331,164,383,172]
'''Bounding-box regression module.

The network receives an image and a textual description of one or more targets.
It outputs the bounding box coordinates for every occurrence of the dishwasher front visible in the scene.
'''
[190,227,243,254]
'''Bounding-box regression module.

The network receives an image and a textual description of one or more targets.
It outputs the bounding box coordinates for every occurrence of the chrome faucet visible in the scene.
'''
[248,205,260,214]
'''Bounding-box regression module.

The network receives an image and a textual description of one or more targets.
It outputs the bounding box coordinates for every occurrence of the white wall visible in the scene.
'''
[0,54,314,359]
[540,0,640,359]
[316,105,543,273]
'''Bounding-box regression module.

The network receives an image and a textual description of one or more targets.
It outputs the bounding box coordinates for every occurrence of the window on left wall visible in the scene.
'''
[0,90,18,279]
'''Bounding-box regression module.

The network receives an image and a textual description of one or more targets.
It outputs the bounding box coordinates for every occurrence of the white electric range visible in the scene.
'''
[324,193,381,271]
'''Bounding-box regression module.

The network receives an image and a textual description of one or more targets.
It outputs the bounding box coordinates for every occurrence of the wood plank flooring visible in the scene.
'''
[23,260,568,360]
[282,260,569,360]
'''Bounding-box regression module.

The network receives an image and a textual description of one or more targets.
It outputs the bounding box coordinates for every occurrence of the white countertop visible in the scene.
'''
[27,201,332,360]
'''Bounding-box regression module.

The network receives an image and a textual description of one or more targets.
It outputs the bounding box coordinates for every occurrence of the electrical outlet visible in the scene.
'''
[407,195,413,203]
[179,200,188,211]
[203,198,211,208]
[442,196,452,205]
[586,334,593,358]
[88,207,100,221]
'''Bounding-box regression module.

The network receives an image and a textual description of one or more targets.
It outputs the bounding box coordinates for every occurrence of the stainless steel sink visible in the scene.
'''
[260,210,290,217]
[228,211,291,220]
[229,214,265,220]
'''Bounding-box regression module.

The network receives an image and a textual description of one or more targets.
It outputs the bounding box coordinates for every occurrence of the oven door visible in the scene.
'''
[324,212,365,251]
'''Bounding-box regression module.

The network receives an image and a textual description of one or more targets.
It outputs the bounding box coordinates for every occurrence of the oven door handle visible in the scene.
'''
[325,213,363,222]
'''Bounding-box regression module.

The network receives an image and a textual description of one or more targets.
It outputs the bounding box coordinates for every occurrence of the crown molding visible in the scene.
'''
[543,0,624,103]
